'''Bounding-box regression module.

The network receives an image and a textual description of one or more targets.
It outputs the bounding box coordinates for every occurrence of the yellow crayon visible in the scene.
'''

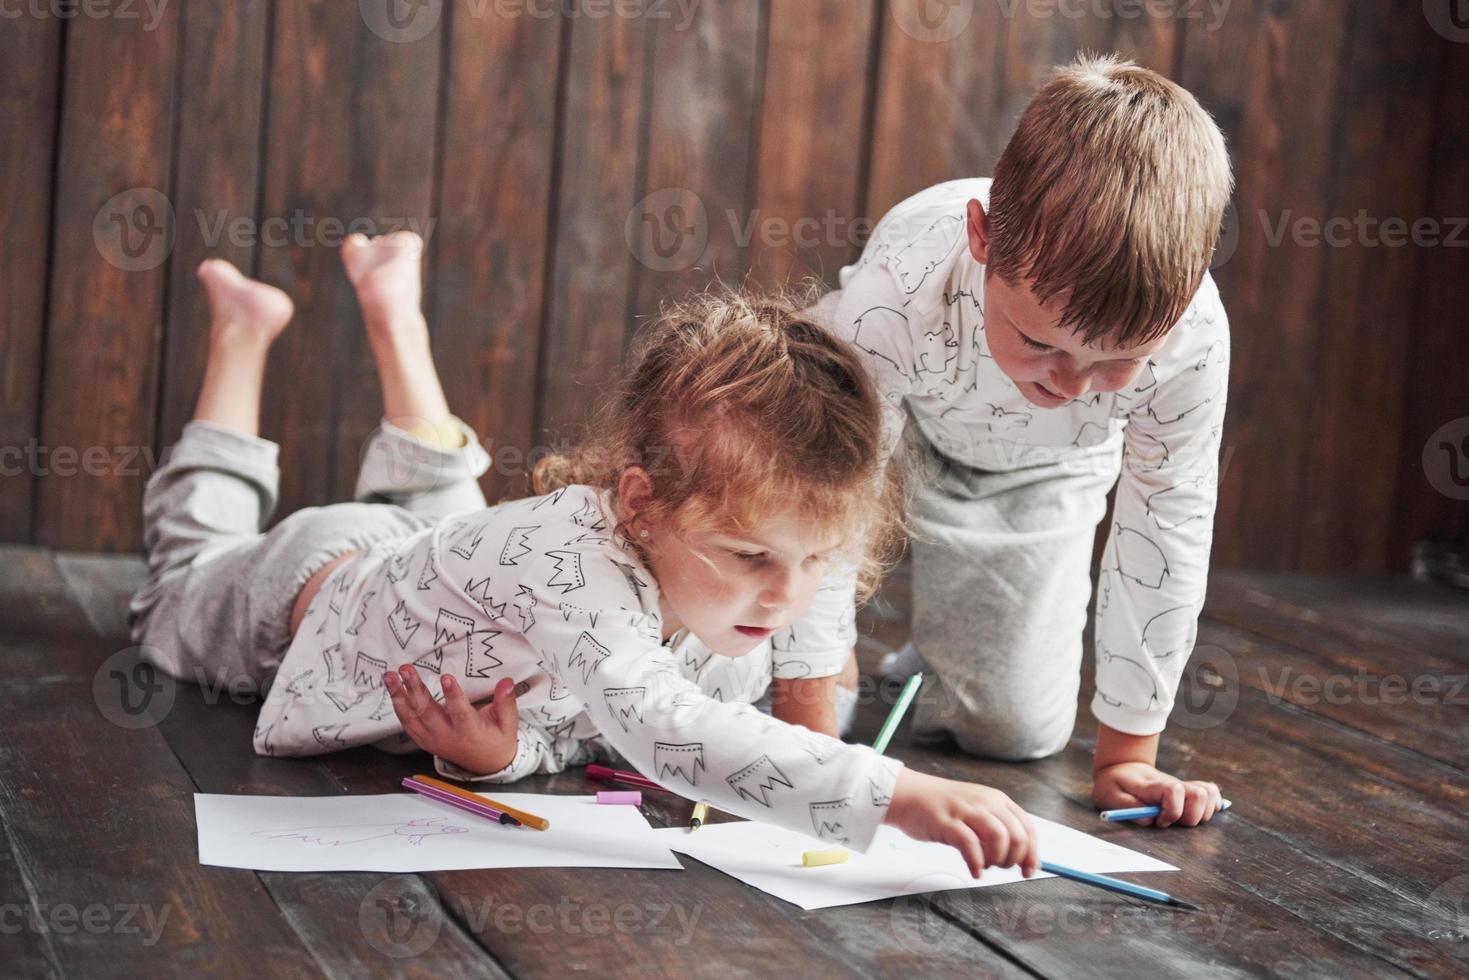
[801,847,849,867]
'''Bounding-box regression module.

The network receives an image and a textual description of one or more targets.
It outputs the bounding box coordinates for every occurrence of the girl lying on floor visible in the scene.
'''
[126,232,1039,876]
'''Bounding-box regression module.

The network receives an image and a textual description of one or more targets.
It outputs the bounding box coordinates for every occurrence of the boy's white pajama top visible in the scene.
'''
[806,178,1231,737]
[253,484,903,851]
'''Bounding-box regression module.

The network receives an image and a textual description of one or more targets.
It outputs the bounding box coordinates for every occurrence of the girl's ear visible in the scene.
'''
[616,465,654,528]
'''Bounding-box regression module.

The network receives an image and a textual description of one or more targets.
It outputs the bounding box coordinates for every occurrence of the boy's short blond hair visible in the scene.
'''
[986,53,1233,348]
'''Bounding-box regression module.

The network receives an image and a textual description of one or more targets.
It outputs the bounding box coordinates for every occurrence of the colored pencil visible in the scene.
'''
[586,763,666,793]
[1040,861,1199,910]
[408,774,550,831]
[1100,799,1232,822]
[689,802,708,831]
[872,674,923,754]
[401,777,518,826]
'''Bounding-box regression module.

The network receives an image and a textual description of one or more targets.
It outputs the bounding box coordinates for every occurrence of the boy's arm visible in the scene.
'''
[1090,281,1231,825]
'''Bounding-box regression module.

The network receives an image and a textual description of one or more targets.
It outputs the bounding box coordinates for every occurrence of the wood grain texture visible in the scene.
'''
[1389,29,1469,562]
[1298,4,1443,572]
[746,0,879,290]
[35,5,181,552]
[1183,0,1351,569]
[156,0,271,453]
[5,2,1466,575]
[8,542,1464,976]
[0,14,62,544]
[630,2,763,318]
[535,4,651,446]
[428,0,563,505]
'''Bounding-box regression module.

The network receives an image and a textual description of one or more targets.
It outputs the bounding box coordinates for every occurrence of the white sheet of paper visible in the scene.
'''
[654,816,1177,910]
[196,793,684,872]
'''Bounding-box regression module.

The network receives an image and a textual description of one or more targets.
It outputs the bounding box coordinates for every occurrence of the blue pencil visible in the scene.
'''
[1040,861,1199,911]
[1100,799,1232,822]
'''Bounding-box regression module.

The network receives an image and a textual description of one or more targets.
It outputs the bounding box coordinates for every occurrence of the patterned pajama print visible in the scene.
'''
[810,178,1230,756]
[256,483,901,851]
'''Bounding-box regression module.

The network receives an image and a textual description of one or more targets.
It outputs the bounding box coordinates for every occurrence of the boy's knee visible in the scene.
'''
[950,712,1076,762]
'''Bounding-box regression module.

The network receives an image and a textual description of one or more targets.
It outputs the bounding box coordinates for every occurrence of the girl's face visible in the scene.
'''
[617,470,845,657]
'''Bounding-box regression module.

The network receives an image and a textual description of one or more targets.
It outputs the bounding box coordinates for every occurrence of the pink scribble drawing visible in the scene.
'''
[250,816,469,847]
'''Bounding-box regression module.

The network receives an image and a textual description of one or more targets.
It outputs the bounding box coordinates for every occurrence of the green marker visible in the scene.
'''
[872,673,923,754]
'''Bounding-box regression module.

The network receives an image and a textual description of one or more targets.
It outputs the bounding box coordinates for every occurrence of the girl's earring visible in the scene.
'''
[639,529,650,540]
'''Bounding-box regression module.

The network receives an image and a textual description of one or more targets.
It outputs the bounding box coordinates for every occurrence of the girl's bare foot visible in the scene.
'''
[197,258,294,348]
[341,231,424,336]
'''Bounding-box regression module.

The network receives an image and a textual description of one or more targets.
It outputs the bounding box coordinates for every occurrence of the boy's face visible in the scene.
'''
[966,199,1168,408]
[618,470,843,658]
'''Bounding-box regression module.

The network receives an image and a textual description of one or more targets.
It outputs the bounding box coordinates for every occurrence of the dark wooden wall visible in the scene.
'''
[3,0,1465,571]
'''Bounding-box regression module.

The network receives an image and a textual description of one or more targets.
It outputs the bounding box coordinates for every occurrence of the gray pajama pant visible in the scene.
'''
[127,417,493,694]
[902,415,1122,761]
[125,417,854,731]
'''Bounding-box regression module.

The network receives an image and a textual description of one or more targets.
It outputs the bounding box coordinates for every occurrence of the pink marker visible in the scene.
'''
[596,790,642,806]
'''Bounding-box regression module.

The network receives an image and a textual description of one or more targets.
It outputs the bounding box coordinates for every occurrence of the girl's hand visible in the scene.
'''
[384,665,519,776]
[1092,761,1223,827]
[883,769,1040,879]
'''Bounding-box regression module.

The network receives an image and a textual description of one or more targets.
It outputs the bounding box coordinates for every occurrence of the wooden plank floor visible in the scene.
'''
[1,545,1465,978]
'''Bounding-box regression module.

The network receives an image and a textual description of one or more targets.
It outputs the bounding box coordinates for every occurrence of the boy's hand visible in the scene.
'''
[884,769,1040,879]
[384,665,519,776]
[1092,761,1223,827]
